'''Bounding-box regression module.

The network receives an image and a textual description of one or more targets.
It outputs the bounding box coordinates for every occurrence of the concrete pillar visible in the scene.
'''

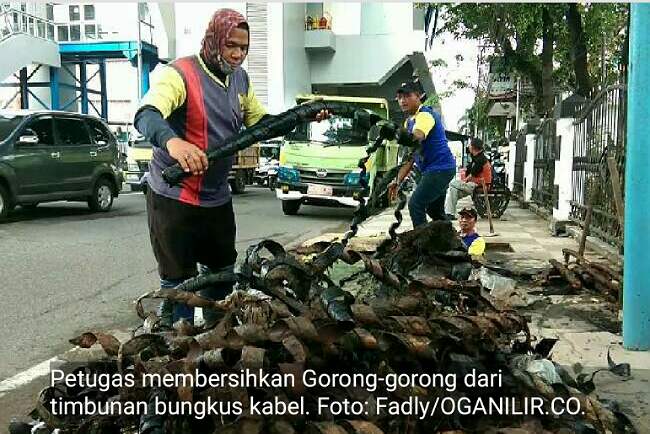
[49,66,59,110]
[553,118,575,222]
[79,61,88,115]
[523,134,536,203]
[19,67,28,109]
[99,60,107,120]
[507,140,516,191]
[623,3,650,350]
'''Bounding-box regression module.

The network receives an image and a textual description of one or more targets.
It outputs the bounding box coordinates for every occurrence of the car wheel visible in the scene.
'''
[0,184,13,220]
[230,171,246,194]
[88,178,114,212]
[282,200,301,215]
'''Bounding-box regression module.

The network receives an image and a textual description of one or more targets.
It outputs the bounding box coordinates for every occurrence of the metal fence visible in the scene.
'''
[512,132,526,198]
[0,7,55,42]
[531,118,557,211]
[570,84,626,249]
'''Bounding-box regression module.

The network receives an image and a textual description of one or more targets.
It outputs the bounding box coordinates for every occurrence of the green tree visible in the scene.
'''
[432,3,628,114]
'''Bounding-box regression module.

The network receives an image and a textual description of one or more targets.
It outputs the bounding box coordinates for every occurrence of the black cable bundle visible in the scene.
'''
[162,101,384,186]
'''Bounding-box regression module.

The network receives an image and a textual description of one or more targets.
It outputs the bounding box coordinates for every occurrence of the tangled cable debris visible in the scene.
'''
[9,222,636,434]
[8,102,635,434]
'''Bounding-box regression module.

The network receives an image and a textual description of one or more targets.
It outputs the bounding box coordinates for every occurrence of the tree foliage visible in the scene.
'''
[433,3,628,117]
[419,2,629,142]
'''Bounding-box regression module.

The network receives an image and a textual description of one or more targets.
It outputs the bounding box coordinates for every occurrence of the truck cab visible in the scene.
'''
[276,95,399,215]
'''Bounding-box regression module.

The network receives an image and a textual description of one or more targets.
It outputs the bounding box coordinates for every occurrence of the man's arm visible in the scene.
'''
[240,83,329,127]
[467,153,487,177]
[134,108,178,151]
[133,66,187,148]
[240,83,268,127]
[397,159,415,184]
[133,66,208,175]
[465,153,488,183]
[411,111,435,142]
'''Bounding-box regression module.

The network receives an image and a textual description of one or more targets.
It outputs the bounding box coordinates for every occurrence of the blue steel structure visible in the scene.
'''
[1,40,159,120]
[623,3,650,351]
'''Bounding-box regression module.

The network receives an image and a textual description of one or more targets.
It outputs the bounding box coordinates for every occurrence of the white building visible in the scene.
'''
[2,2,443,127]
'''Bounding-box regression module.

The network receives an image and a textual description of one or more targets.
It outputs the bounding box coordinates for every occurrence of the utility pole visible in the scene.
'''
[623,3,650,350]
[136,2,144,102]
[515,77,521,131]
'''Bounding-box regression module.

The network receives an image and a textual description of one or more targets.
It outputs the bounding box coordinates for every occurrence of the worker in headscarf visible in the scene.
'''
[134,9,326,327]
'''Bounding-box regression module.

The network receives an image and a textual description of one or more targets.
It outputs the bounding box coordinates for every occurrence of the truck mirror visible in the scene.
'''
[352,109,382,131]
[18,134,39,145]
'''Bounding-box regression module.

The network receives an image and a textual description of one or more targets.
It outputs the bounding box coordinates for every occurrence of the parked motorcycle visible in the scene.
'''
[254,140,282,190]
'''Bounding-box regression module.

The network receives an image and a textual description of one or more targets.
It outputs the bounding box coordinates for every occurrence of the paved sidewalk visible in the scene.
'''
[354,198,650,432]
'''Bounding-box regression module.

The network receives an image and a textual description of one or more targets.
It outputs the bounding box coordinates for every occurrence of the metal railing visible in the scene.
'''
[531,118,557,211]
[0,7,55,43]
[512,132,526,197]
[570,84,626,249]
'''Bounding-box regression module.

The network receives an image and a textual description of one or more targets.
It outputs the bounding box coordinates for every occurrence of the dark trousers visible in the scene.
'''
[408,169,455,227]
[146,190,237,324]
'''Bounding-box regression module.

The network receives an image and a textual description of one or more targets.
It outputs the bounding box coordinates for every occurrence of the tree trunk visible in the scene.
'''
[541,6,555,115]
[621,5,630,82]
[566,3,592,97]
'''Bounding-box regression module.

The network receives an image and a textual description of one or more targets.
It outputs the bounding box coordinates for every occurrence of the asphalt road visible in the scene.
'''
[0,186,353,382]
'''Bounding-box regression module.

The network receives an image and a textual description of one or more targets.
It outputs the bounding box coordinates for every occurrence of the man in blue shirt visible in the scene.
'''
[388,80,456,227]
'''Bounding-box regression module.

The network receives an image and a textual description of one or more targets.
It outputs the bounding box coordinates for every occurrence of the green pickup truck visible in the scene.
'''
[276,95,399,215]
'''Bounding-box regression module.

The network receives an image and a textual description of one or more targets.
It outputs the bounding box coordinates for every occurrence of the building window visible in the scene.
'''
[46,4,54,21]
[69,5,80,21]
[83,4,94,20]
[57,25,69,41]
[70,24,80,41]
[84,24,96,39]
[413,6,425,31]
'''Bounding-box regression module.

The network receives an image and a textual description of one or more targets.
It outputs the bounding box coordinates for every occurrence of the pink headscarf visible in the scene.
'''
[200,9,248,67]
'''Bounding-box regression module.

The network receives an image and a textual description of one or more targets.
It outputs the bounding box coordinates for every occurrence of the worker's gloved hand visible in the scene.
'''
[396,127,419,147]
[378,121,399,141]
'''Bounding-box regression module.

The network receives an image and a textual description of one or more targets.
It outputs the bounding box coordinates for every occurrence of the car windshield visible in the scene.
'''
[287,116,367,146]
[0,115,24,142]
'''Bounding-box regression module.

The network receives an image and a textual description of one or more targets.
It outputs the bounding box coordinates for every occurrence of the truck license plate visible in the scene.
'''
[307,184,333,196]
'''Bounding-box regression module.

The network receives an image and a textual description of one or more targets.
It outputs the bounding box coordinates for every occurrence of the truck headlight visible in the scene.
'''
[343,172,370,186]
[278,166,300,183]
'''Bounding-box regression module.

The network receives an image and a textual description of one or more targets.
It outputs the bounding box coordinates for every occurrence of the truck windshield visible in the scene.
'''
[0,115,24,142]
[260,146,280,159]
[288,116,367,146]
[132,140,152,148]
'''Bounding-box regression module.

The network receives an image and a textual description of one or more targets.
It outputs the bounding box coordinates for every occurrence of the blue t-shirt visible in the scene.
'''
[405,106,456,173]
